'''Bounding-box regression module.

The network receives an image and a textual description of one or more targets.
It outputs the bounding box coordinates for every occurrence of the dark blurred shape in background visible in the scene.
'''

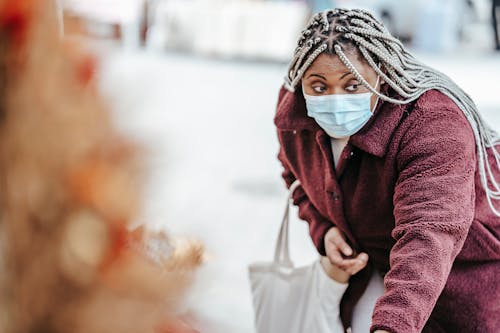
[493,0,500,50]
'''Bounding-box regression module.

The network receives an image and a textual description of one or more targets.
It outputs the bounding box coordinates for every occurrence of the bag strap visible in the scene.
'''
[273,180,301,267]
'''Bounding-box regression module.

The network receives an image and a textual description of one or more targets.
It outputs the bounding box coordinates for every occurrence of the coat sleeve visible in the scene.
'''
[277,144,333,256]
[370,105,477,333]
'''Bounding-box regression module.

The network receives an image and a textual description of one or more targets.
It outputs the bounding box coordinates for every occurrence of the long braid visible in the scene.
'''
[285,8,500,216]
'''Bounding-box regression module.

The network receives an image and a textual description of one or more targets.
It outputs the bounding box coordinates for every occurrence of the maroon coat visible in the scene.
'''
[275,85,500,333]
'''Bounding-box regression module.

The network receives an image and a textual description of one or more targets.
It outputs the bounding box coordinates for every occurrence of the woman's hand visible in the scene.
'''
[323,227,368,279]
[320,256,350,283]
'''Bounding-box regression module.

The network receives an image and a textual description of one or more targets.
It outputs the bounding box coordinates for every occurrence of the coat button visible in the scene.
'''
[293,130,297,135]
[346,327,352,333]
[332,193,340,201]
[350,151,354,157]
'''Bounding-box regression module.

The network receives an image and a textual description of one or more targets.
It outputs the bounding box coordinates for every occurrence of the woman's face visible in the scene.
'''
[301,53,381,111]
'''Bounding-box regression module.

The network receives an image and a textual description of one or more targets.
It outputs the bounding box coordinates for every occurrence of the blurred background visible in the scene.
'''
[57,0,500,331]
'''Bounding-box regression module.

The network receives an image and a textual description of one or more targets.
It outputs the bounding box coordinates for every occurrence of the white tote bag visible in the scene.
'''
[248,180,349,333]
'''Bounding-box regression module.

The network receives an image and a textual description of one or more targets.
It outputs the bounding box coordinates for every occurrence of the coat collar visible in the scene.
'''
[274,85,410,158]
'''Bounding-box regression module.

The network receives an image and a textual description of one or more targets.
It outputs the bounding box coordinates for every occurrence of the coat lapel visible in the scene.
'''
[349,101,408,158]
[274,86,319,131]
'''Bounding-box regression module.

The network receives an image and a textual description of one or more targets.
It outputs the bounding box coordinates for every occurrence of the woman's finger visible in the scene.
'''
[325,228,353,256]
[325,241,348,266]
[336,258,361,269]
[343,253,369,275]
[320,256,350,283]
[337,253,368,268]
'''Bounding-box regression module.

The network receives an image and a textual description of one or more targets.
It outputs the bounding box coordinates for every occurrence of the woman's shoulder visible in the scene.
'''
[407,89,469,120]
[401,89,473,135]
[393,89,476,159]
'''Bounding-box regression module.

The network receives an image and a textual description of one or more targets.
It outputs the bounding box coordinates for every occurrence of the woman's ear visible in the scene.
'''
[376,62,386,86]
[380,66,387,85]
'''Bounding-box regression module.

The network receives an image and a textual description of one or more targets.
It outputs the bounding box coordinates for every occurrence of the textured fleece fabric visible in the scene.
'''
[275,84,500,333]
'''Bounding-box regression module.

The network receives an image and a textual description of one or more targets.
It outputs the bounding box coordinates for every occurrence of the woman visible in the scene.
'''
[275,8,500,333]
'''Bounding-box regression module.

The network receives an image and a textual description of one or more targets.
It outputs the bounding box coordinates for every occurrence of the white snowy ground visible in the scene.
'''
[97,49,500,332]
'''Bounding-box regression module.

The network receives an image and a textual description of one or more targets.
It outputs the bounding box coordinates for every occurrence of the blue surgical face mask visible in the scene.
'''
[303,80,380,139]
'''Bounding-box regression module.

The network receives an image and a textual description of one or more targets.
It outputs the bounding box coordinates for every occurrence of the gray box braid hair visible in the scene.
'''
[284,8,500,216]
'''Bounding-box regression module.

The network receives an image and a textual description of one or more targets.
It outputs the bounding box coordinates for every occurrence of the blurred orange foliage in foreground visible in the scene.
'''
[0,1,203,332]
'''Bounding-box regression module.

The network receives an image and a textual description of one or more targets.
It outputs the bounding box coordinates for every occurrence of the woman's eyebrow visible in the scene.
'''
[340,72,352,80]
[306,73,327,80]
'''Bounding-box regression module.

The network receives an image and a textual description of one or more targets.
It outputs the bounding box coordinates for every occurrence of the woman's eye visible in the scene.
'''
[312,86,326,93]
[345,84,359,92]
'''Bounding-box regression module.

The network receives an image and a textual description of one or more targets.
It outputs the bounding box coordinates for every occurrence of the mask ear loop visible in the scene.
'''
[371,63,383,113]
[371,76,381,113]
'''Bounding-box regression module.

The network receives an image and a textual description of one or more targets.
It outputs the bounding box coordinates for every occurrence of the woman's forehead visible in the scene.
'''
[304,53,372,78]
